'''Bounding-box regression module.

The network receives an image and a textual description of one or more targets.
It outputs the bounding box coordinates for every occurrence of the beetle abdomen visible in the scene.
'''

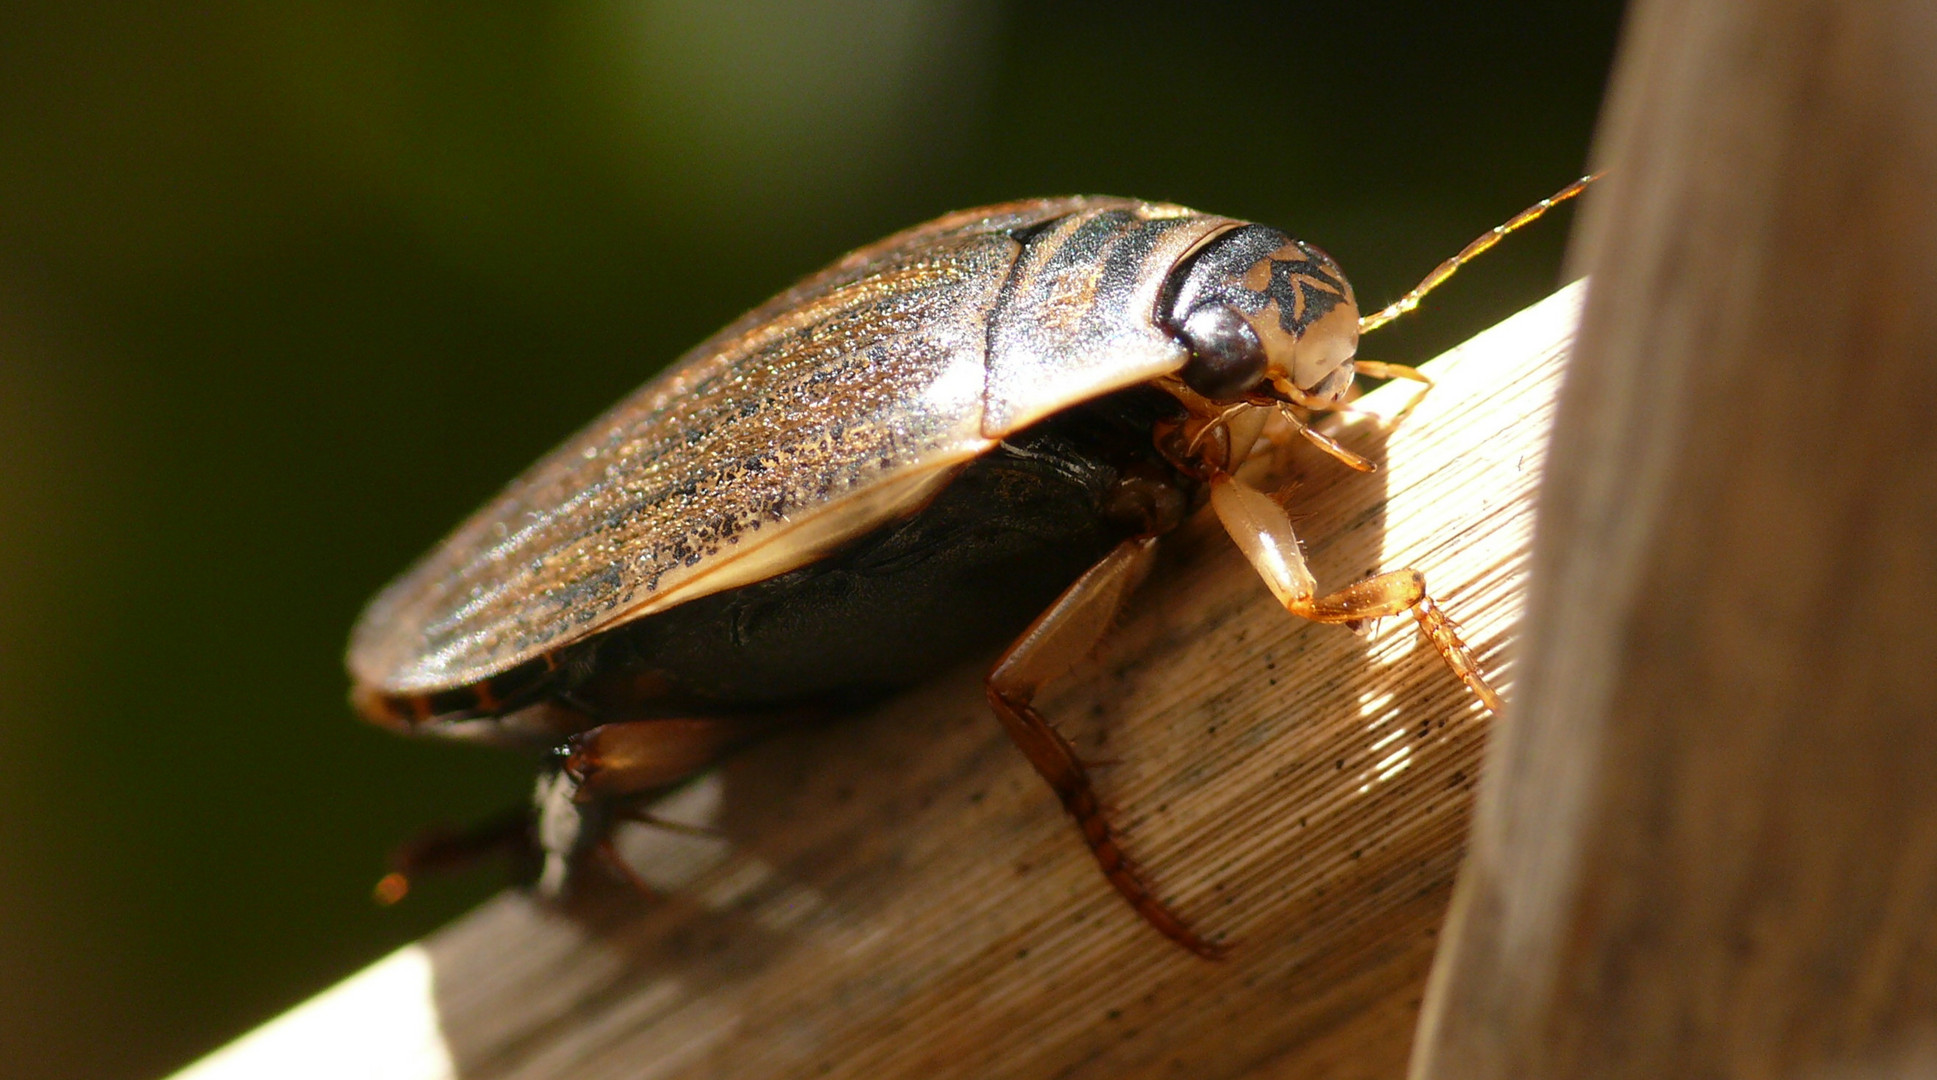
[564,388,1192,714]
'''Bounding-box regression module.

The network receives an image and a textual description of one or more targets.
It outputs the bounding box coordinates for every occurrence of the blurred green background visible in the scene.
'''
[0,2,1623,1076]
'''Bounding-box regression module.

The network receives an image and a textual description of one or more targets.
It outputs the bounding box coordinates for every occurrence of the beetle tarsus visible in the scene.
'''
[1067,776,1233,961]
[1281,573,1502,714]
[615,805,728,840]
[1210,474,1503,715]
[1346,360,1435,420]
[1409,594,1504,714]
[1278,405,1378,472]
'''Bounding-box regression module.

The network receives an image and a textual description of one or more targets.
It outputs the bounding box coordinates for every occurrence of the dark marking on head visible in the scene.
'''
[1162,226,1349,338]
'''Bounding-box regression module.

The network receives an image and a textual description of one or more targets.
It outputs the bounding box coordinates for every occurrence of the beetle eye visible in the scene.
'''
[1178,305,1268,401]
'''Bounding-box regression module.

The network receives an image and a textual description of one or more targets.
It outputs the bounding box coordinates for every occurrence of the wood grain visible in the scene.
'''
[177,282,1585,1080]
[1409,2,1937,1078]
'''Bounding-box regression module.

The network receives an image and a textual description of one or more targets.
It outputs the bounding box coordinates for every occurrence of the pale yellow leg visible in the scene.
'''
[1351,359,1433,386]
[1208,474,1503,713]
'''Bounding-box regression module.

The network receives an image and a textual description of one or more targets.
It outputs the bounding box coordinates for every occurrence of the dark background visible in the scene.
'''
[0,2,1624,1077]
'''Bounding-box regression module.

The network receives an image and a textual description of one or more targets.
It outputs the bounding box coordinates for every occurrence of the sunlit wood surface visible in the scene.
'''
[1409,2,1937,1078]
[177,282,1584,1080]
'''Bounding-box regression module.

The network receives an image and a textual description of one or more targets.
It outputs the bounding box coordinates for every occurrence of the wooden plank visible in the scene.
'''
[1409,2,1937,1078]
[176,282,1586,1080]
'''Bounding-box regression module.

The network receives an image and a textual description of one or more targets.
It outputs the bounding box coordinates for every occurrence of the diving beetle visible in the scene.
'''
[349,180,1592,958]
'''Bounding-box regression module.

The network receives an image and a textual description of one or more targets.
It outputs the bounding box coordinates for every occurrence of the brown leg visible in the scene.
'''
[1343,360,1433,421]
[594,836,664,898]
[372,806,537,905]
[1210,473,1503,713]
[986,536,1230,959]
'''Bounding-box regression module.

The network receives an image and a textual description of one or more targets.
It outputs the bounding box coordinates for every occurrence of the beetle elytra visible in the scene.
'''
[350,178,1593,958]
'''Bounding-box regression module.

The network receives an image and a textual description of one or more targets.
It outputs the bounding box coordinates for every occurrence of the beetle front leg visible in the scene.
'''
[1345,359,1434,420]
[1209,474,1503,713]
[986,536,1230,960]
[1351,359,1432,386]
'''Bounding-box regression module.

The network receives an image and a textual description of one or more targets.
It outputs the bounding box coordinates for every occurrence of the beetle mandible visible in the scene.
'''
[349,178,1594,958]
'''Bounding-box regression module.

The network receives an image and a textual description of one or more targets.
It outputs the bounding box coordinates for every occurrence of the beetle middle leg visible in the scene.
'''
[1208,473,1503,713]
[985,535,1230,959]
[560,717,761,802]
[1351,360,1434,387]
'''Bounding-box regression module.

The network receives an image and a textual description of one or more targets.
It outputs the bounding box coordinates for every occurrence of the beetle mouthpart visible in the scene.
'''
[1311,364,1356,408]
[1271,366,1353,411]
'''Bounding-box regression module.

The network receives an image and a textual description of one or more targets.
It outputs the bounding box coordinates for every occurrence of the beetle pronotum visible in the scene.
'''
[349,177,1593,958]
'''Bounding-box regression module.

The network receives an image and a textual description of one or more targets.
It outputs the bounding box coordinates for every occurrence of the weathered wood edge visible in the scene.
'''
[175,280,1586,1080]
[1409,2,1937,1077]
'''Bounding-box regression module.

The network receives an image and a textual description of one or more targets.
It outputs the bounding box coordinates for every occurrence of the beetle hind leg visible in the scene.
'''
[1209,473,1503,713]
[372,805,539,905]
[986,536,1231,960]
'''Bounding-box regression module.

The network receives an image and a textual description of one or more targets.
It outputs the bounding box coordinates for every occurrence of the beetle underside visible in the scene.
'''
[375,386,1245,953]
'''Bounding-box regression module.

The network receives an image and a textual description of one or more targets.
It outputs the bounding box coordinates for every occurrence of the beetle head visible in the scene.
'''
[1161,225,1360,408]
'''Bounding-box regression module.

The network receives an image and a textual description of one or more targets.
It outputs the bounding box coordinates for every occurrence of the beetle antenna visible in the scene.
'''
[1358,173,1602,335]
